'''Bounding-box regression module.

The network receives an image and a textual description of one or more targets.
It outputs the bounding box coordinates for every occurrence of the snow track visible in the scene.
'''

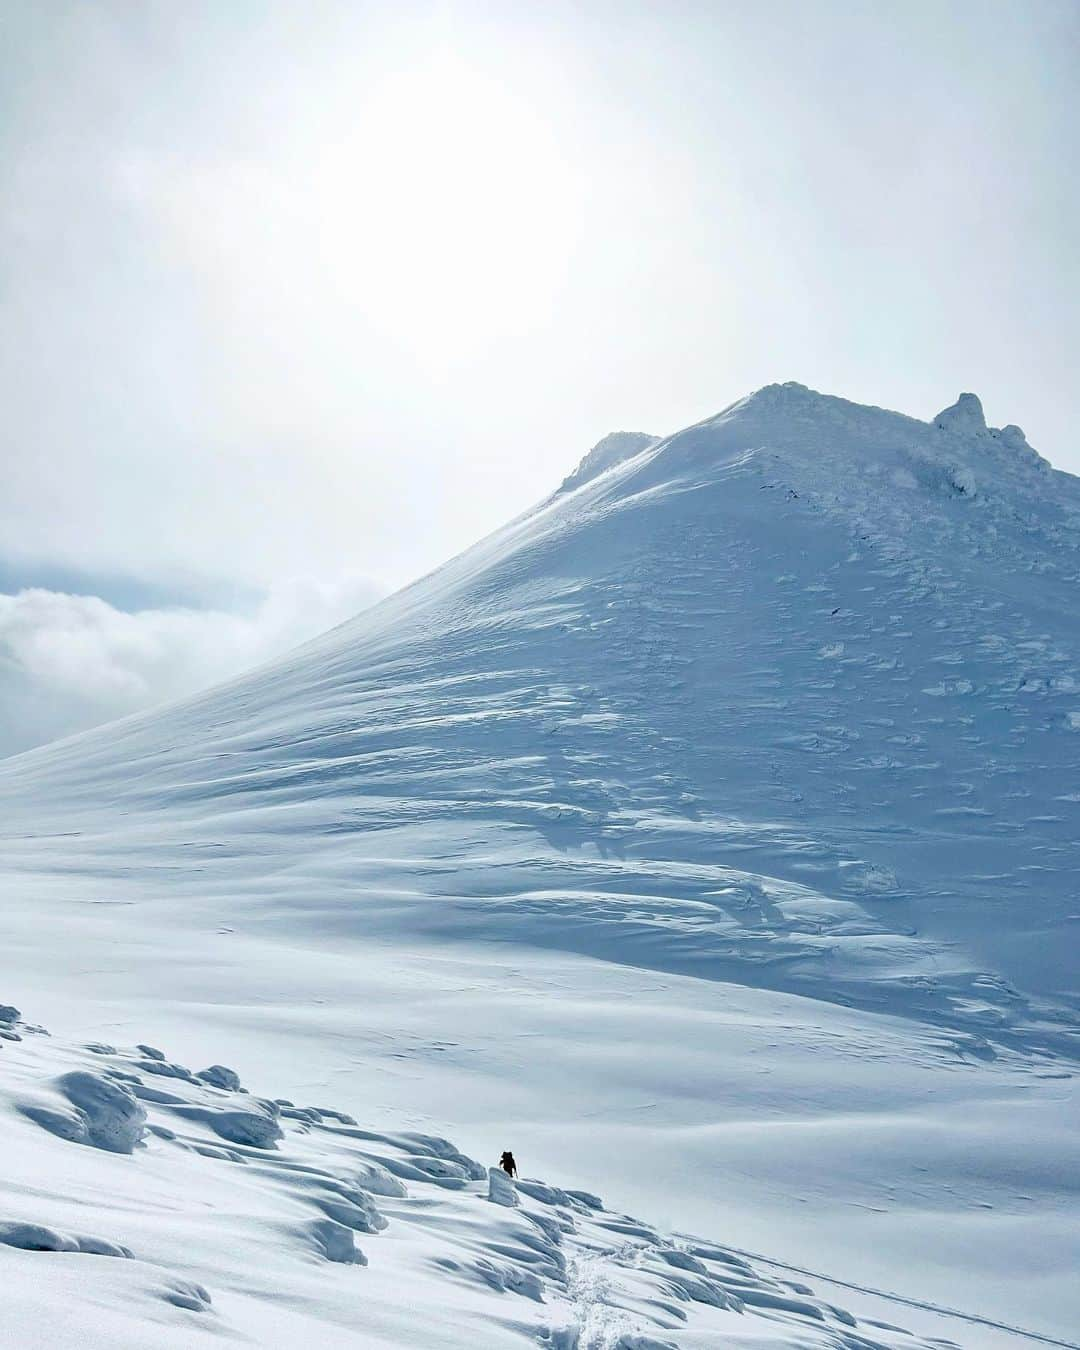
[717,1246,1080,1350]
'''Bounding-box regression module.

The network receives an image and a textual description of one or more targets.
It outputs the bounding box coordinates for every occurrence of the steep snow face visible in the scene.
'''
[1,383,1078,1344]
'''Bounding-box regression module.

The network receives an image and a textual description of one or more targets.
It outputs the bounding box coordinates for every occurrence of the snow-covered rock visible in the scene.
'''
[934,391,987,434]
[195,1064,242,1092]
[487,1166,519,1207]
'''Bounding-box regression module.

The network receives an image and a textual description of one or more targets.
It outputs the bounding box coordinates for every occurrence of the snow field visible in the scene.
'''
[0,1003,962,1349]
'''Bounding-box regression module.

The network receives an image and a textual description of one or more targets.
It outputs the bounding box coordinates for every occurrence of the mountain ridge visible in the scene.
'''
[0,380,1068,779]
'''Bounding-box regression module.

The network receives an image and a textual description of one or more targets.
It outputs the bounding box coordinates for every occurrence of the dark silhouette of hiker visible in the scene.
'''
[499,1150,517,1178]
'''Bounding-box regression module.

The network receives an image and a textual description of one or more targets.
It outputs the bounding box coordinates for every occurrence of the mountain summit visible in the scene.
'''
[2,385,1078,1345]
[6,382,1073,1020]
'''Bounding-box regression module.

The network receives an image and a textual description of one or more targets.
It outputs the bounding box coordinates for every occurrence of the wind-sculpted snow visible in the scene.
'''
[0,1004,974,1348]
[20,1069,147,1153]
[0,384,1078,1343]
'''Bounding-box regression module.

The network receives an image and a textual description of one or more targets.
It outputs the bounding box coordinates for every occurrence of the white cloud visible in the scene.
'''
[0,575,381,758]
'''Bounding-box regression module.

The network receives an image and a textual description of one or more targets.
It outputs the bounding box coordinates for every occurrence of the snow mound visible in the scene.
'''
[21,1070,147,1154]
[487,1165,520,1207]
[161,1277,213,1311]
[171,1097,283,1149]
[195,1064,242,1091]
[306,1217,367,1265]
[0,1005,965,1349]
[0,1220,132,1258]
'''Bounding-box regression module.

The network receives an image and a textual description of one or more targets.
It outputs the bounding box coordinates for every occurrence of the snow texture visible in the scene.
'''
[1,383,1078,1348]
[0,1004,1002,1349]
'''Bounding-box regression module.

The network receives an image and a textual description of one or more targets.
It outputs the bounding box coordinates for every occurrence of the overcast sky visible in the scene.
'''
[2,0,1077,754]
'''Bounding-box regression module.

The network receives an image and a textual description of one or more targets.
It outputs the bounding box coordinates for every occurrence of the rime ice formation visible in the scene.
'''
[933,391,987,434]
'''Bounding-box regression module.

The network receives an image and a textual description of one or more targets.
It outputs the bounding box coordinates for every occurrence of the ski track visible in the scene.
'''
[714,1245,1080,1350]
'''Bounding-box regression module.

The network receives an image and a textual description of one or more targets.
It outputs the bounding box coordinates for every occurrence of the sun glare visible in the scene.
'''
[309,51,581,363]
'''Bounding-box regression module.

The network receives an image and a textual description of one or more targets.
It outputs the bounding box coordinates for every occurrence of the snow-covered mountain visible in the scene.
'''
[2,383,1078,1348]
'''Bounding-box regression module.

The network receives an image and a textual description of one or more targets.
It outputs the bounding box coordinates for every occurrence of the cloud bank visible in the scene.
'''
[0,575,380,758]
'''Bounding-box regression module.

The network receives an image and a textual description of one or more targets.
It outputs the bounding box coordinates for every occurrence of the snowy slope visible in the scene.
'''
[1,384,1078,1347]
[0,1000,970,1350]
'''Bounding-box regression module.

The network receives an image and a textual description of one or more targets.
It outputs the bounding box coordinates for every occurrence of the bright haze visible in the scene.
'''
[2,1,1077,755]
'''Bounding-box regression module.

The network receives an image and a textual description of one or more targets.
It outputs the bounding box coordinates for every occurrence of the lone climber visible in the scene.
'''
[499,1150,517,1178]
